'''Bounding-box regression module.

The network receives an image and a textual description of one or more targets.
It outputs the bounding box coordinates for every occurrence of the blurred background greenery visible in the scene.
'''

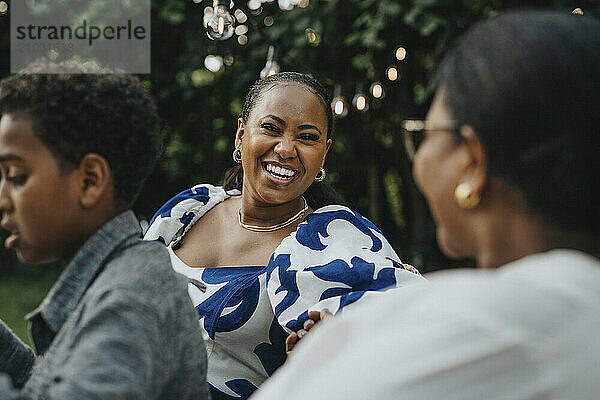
[0,0,598,343]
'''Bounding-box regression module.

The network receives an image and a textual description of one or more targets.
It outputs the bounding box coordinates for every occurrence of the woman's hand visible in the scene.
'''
[285,309,333,355]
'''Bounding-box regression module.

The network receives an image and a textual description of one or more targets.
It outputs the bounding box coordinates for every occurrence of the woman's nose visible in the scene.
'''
[274,137,297,159]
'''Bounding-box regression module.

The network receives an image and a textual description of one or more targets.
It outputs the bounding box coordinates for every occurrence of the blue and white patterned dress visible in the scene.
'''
[145,184,425,400]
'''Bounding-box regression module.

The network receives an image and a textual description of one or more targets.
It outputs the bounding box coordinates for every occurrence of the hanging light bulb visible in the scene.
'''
[370,82,385,99]
[331,84,349,118]
[386,66,399,81]
[352,83,369,112]
[206,0,235,41]
[395,46,407,61]
[260,45,280,79]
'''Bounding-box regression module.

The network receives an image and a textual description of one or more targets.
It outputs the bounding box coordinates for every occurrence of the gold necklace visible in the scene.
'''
[238,197,308,232]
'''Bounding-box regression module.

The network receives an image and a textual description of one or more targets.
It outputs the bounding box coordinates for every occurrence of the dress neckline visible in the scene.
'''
[167,244,266,269]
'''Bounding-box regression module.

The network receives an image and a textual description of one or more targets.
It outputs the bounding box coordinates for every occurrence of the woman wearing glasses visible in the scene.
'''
[252,11,600,400]
[145,72,424,399]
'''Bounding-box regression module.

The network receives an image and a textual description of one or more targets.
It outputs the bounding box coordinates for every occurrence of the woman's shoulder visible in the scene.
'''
[302,204,384,237]
[271,203,393,262]
[145,183,239,244]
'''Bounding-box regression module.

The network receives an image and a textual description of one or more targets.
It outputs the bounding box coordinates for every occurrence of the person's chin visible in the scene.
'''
[259,174,305,201]
[15,246,54,265]
[436,226,467,260]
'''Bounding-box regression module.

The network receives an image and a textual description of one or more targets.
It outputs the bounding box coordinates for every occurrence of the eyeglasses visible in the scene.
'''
[401,119,459,161]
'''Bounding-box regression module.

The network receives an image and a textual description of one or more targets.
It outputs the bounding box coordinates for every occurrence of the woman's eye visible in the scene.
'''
[261,123,281,134]
[299,133,320,142]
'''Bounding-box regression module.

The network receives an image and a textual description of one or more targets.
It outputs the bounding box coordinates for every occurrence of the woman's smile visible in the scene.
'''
[262,161,300,185]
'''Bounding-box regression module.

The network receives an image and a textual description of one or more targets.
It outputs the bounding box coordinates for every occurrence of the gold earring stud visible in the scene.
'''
[454,182,481,209]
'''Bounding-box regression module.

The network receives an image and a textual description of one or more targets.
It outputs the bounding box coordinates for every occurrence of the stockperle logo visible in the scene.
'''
[11,0,150,73]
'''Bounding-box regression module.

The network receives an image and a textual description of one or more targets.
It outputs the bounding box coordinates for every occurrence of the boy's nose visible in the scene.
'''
[0,181,11,211]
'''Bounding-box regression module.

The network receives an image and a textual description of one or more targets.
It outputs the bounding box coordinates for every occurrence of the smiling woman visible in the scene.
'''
[144,72,425,399]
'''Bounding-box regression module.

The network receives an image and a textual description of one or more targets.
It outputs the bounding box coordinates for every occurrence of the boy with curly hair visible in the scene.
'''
[0,61,209,399]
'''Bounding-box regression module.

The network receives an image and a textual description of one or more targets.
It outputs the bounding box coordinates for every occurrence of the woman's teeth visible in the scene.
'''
[266,163,296,179]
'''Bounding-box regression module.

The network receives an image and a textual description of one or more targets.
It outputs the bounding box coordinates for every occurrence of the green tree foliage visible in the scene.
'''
[0,0,598,270]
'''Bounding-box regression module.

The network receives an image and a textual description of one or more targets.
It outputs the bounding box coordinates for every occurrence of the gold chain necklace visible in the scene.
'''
[238,197,308,232]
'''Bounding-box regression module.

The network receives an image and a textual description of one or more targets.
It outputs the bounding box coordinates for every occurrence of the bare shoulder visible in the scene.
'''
[174,196,240,266]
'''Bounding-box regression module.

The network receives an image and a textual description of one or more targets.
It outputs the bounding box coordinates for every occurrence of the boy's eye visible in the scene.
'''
[7,175,27,185]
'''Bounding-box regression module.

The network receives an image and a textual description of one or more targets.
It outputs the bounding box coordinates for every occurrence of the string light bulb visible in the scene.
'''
[206,0,235,41]
[260,45,280,79]
[395,46,407,61]
[331,84,349,118]
[370,82,385,99]
[386,66,399,81]
[352,83,369,112]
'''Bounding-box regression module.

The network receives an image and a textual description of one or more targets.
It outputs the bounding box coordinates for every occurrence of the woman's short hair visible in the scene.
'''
[439,11,600,235]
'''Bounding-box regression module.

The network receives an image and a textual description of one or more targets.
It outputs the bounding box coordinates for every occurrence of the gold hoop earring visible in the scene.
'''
[232,148,242,164]
[454,182,481,209]
[314,167,326,182]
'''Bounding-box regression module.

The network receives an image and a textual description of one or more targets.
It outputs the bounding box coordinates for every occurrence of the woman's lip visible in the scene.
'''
[262,161,300,173]
[4,232,20,249]
[261,163,300,185]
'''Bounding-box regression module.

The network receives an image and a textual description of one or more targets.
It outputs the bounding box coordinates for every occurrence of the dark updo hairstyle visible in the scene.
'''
[223,71,346,209]
[439,11,600,236]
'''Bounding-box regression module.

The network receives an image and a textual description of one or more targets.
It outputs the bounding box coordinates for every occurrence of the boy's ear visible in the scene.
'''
[77,154,112,209]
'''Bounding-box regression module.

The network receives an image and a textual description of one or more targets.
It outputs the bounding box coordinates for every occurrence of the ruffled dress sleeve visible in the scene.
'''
[144,184,238,245]
[266,205,425,332]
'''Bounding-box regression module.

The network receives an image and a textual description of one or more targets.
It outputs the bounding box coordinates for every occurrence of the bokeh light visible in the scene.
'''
[370,82,384,99]
[355,95,367,111]
[395,47,407,61]
[386,67,399,81]
[235,25,248,35]
[278,0,294,11]
[234,9,248,23]
[204,55,224,72]
[305,28,321,46]
[248,0,261,11]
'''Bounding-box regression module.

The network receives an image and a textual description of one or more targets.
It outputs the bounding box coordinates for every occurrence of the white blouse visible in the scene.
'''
[252,249,600,400]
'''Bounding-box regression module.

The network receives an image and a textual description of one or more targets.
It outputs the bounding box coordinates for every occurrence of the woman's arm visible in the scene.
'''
[267,205,425,335]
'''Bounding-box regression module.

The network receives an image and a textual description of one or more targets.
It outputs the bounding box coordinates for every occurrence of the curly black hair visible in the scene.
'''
[0,60,161,209]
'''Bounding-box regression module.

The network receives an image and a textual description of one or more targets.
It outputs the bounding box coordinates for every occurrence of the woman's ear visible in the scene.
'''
[77,153,112,209]
[235,118,245,148]
[459,125,488,196]
[322,138,333,165]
